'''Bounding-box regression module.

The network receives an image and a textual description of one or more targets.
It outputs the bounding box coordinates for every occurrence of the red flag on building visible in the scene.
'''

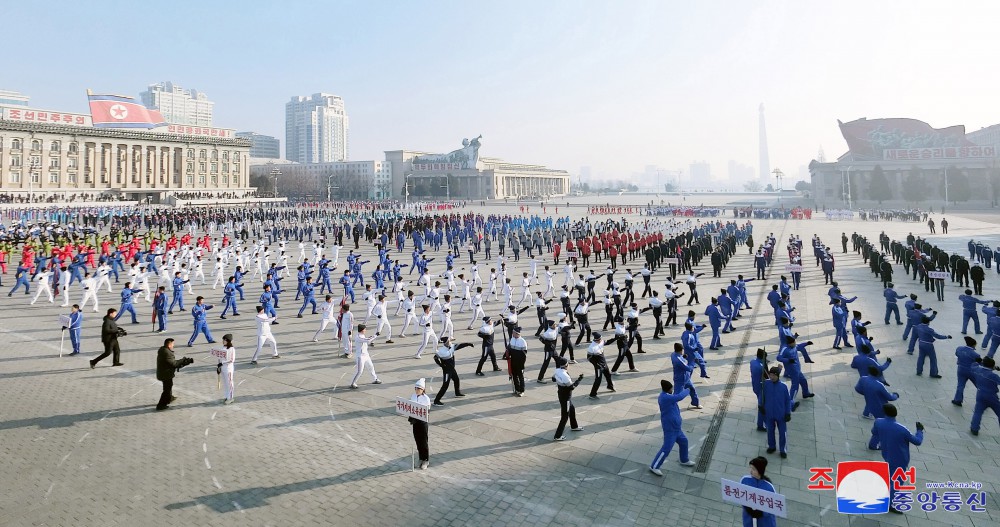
[87,91,166,129]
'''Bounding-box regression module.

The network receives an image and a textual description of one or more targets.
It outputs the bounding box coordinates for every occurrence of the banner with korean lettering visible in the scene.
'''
[721,478,788,518]
[396,396,430,422]
[838,117,973,161]
[883,145,996,161]
[3,107,91,126]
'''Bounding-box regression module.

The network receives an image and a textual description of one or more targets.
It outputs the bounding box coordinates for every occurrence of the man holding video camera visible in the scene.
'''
[90,308,125,369]
[156,338,194,411]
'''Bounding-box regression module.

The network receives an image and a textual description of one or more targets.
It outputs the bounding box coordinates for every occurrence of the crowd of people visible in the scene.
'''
[1,200,994,520]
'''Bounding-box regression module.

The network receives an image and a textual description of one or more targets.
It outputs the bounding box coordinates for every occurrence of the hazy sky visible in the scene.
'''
[6,0,1000,182]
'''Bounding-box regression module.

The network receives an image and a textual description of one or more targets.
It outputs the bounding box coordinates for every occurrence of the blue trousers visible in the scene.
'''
[115,303,138,323]
[902,320,915,341]
[344,287,355,303]
[983,329,993,350]
[954,369,978,404]
[235,284,245,300]
[988,337,1000,359]
[264,302,277,318]
[69,328,81,354]
[678,380,700,406]
[765,417,788,452]
[885,304,901,324]
[650,430,690,468]
[833,323,849,347]
[788,369,810,400]
[188,321,214,346]
[298,297,317,316]
[709,326,721,348]
[916,342,939,376]
[907,331,918,354]
[169,292,185,312]
[156,311,166,331]
[971,397,1000,433]
[753,391,764,428]
[9,278,30,295]
[221,298,238,316]
[963,311,982,334]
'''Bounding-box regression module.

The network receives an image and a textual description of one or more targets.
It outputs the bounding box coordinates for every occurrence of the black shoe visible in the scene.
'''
[220,316,227,320]
[155,406,169,411]
[89,360,96,369]
[780,452,787,459]
[476,372,485,376]
[756,426,766,432]
[493,367,501,371]
[766,447,776,454]
[930,374,942,379]
[971,429,979,436]
[297,314,303,318]
[952,400,962,406]
[112,363,124,367]
[803,393,815,398]
[455,393,466,397]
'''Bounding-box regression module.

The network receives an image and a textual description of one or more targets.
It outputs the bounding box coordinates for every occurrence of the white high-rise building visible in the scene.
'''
[285,93,349,163]
[140,82,214,126]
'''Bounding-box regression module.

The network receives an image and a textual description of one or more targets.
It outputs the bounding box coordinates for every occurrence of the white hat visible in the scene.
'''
[415,378,426,389]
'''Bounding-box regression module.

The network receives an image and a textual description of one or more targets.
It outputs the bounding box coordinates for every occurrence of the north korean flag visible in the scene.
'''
[88,93,166,129]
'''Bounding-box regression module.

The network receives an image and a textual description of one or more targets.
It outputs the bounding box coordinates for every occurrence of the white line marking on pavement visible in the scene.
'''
[238,379,246,386]
[99,411,114,421]
[58,453,71,467]
[232,501,244,513]
[617,469,638,476]
[205,428,210,437]
[211,412,217,420]
[212,476,222,489]
[203,443,208,453]
[820,505,830,516]
[77,432,89,443]
[933,408,948,421]
[45,483,54,499]
[344,434,356,442]
[498,479,527,483]
[129,389,143,399]
[204,457,211,469]
[845,441,851,456]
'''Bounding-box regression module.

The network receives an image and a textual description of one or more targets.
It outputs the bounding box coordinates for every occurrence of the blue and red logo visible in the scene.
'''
[836,461,890,514]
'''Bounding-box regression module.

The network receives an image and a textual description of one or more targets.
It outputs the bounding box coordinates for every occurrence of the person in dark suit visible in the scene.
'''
[90,308,123,368]
[156,338,193,411]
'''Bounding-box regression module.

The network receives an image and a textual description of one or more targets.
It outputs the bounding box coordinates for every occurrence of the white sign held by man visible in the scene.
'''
[720,478,787,518]
[785,264,804,272]
[396,396,430,422]
[662,257,679,266]
[928,271,949,280]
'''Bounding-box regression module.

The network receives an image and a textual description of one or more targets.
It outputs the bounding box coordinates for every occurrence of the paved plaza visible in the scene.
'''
[1,196,999,526]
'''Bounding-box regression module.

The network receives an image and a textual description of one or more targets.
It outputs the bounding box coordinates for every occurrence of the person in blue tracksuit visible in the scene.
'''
[778,276,792,305]
[851,330,891,382]
[259,285,278,322]
[749,348,768,431]
[8,263,31,296]
[671,343,701,409]
[297,277,318,317]
[187,296,216,347]
[913,316,951,377]
[718,290,735,332]
[294,265,311,301]
[883,283,906,325]
[114,282,142,324]
[985,313,1000,359]
[856,367,899,420]
[777,338,814,404]
[220,277,240,319]
[831,299,851,349]
[952,336,981,406]
[168,272,189,313]
[982,301,1000,351]
[340,270,355,303]
[741,457,778,527]
[681,322,709,378]
[869,403,923,513]
[849,311,870,350]
[766,285,780,311]
[705,298,723,350]
[759,366,792,457]
[648,379,696,476]
[67,304,83,355]
[959,289,989,335]
[971,356,1000,435]
[727,281,742,319]
[906,305,936,355]
[153,286,167,332]
[232,267,246,300]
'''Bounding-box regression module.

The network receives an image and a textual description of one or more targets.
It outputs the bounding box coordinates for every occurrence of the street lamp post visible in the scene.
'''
[404,173,413,206]
[270,167,281,199]
[844,165,853,210]
[943,167,949,205]
[327,173,336,202]
[772,168,784,206]
[28,158,40,204]
[442,175,451,201]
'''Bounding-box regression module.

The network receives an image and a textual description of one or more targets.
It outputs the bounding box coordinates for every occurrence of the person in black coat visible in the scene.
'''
[156,338,193,411]
[91,308,123,368]
[971,263,986,296]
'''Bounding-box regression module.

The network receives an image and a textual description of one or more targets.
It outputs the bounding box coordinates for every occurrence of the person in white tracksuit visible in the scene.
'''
[313,295,339,342]
[372,295,394,343]
[212,334,237,404]
[252,306,279,364]
[339,305,355,357]
[415,304,438,359]
[31,269,54,304]
[59,266,72,307]
[466,288,486,329]
[349,324,381,389]
[399,292,418,337]
[80,272,100,312]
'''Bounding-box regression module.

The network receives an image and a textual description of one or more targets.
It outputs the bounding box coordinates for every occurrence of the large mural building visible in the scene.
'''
[809,117,1000,208]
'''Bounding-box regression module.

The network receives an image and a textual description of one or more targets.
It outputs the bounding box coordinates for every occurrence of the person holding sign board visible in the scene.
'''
[410,379,431,469]
[210,334,236,405]
[740,457,778,527]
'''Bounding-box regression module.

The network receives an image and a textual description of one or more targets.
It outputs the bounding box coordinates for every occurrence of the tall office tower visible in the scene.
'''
[140,82,214,126]
[285,93,350,163]
[758,103,770,182]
